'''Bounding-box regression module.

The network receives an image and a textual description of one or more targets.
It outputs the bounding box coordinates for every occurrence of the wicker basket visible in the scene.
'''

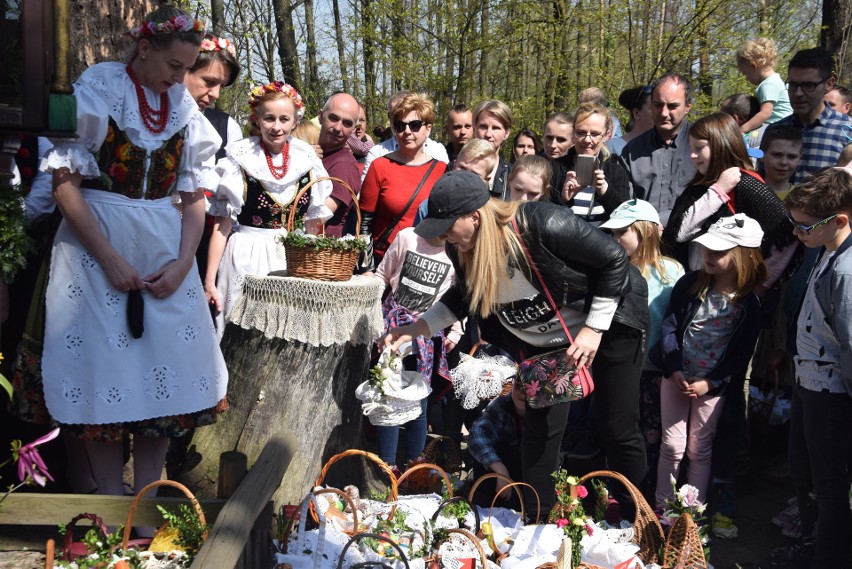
[661,512,707,568]
[569,470,665,568]
[313,449,400,522]
[284,176,363,281]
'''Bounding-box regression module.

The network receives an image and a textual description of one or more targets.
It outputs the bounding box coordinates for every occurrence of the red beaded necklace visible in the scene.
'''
[125,64,169,134]
[263,140,290,180]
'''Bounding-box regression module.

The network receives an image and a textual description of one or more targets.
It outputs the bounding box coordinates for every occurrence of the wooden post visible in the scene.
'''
[218,451,248,499]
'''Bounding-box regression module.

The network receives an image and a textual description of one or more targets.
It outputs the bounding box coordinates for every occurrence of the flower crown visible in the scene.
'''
[129,15,205,41]
[200,36,236,58]
[248,81,305,120]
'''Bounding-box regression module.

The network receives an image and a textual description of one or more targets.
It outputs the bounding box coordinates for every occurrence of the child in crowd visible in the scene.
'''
[507,155,550,202]
[654,214,766,537]
[772,167,852,567]
[736,38,793,134]
[760,126,804,200]
[601,199,685,499]
[371,173,469,467]
[467,377,526,506]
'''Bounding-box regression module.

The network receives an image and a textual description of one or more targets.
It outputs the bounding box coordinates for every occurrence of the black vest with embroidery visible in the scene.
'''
[235,173,312,229]
[88,117,184,200]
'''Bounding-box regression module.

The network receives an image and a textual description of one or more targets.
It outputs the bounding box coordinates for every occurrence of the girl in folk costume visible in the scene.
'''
[38,2,228,507]
[210,82,332,328]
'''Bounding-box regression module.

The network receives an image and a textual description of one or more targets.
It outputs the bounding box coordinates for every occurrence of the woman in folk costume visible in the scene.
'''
[38,2,228,509]
[210,81,332,328]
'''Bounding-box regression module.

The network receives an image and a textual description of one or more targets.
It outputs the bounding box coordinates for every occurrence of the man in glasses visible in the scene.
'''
[765,47,852,183]
[619,73,697,225]
[361,91,449,181]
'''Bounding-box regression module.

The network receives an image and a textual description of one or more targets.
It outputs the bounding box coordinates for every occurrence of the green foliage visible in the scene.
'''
[0,185,34,283]
[278,231,369,252]
[156,503,209,561]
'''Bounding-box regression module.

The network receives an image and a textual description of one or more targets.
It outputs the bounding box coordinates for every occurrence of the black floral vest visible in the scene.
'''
[89,117,184,200]
[236,173,312,230]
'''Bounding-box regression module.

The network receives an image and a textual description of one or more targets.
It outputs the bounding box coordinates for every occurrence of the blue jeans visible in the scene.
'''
[375,398,428,466]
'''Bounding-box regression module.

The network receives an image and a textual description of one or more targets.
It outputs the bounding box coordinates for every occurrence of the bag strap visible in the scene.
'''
[510,217,575,345]
[373,159,440,249]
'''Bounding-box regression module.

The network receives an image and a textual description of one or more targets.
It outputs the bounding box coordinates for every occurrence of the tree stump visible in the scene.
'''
[178,274,385,506]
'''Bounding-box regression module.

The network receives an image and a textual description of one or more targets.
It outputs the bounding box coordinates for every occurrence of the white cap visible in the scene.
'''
[693,214,764,251]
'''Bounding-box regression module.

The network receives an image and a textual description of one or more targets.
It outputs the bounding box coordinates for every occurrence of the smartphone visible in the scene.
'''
[575,155,599,187]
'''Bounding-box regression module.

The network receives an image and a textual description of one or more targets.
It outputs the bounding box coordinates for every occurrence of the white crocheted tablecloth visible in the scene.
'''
[226,273,384,346]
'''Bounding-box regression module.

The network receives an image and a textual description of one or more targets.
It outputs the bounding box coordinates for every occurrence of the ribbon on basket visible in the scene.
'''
[276,493,330,569]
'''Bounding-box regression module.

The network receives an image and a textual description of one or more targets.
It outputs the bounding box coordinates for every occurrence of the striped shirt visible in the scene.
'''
[768,105,852,183]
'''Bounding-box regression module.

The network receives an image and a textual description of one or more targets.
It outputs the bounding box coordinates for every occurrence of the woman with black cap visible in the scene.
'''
[383,170,649,515]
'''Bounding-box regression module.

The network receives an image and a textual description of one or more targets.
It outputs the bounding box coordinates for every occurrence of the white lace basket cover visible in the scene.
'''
[450,353,517,410]
[355,371,431,426]
[227,273,384,346]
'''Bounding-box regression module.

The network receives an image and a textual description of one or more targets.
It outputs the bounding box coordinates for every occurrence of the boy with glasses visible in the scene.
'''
[766,48,852,183]
[773,167,852,567]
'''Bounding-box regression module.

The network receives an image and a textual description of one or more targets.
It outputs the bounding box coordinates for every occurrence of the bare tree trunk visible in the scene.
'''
[478,0,489,97]
[304,0,319,93]
[821,0,852,82]
[332,0,349,93]
[361,0,378,123]
[68,0,154,79]
[273,0,303,89]
[210,0,226,36]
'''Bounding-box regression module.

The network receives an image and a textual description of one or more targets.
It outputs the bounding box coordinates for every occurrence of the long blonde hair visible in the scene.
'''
[690,246,767,303]
[629,220,678,283]
[457,199,524,317]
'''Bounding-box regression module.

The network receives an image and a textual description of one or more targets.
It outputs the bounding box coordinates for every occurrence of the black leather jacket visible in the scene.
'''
[439,201,649,351]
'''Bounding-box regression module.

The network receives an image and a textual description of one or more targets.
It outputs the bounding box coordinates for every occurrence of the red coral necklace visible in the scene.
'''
[263,141,290,180]
[125,64,169,134]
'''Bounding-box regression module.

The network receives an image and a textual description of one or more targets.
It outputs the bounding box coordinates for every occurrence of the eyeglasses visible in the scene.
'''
[573,130,605,142]
[785,79,828,93]
[393,119,426,133]
[786,211,838,234]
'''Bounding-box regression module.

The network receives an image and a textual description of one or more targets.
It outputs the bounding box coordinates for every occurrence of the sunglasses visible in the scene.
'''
[786,211,838,234]
[393,119,426,133]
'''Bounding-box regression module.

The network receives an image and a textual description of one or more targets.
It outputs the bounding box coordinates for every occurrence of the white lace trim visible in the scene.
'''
[40,142,100,177]
[227,274,384,346]
[77,62,197,151]
[225,136,320,187]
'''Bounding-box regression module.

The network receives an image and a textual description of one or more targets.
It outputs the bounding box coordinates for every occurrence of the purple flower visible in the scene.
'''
[16,428,59,486]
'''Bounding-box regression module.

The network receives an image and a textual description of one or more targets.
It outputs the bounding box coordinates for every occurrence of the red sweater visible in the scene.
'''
[359,156,446,259]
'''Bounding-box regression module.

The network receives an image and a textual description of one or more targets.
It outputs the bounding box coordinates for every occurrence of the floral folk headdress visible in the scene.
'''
[129,15,205,41]
[248,80,305,121]
[200,36,237,58]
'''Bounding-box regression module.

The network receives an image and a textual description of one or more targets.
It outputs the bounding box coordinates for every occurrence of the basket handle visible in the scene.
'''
[313,487,360,535]
[443,528,490,569]
[63,512,110,559]
[315,449,399,520]
[286,175,362,237]
[337,532,411,569]
[395,462,453,498]
[488,481,541,524]
[122,479,208,550]
[467,472,526,523]
[431,495,481,534]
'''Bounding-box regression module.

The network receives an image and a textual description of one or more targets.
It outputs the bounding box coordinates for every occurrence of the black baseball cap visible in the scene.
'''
[414,170,491,239]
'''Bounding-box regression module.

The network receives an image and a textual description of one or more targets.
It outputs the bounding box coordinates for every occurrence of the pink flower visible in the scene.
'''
[585,523,594,536]
[16,428,59,486]
[555,518,569,529]
[576,485,588,499]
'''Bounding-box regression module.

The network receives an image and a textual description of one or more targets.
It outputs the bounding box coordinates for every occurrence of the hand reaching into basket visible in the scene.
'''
[381,320,431,352]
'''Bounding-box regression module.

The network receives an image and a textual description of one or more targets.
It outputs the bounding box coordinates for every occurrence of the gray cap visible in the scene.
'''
[414,170,490,239]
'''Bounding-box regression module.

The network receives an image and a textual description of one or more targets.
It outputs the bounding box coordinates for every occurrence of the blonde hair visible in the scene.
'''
[457,199,524,317]
[458,138,498,173]
[737,38,779,70]
[473,99,514,131]
[690,246,767,303]
[508,155,551,202]
[628,220,679,282]
[573,101,612,161]
[291,118,320,145]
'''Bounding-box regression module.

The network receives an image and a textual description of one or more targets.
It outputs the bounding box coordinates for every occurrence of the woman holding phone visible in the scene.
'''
[550,102,630,225]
